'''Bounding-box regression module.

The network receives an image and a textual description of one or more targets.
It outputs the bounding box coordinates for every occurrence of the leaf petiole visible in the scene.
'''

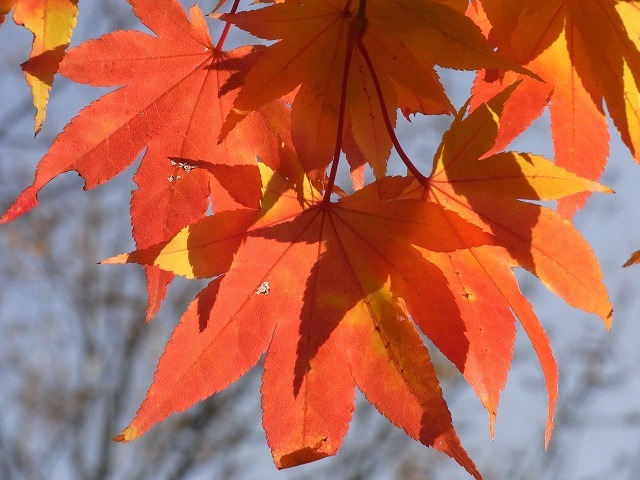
[323,0,369,206]
[357,39,430,185]
[322,0,367,206]
[215,0,241,53]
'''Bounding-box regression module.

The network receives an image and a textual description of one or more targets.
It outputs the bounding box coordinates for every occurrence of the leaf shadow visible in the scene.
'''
[446,152,541,278]
[437,90,543,279]
[22,44,68,85]
[250,206,340,396]
[196,278,223,332]
[207,46,263,95]
[184,157,310,332]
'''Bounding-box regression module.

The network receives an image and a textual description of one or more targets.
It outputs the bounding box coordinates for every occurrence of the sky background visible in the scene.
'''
[2,1,640,479]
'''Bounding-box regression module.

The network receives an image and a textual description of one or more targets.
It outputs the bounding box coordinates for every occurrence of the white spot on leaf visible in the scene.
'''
[255,281,270,295]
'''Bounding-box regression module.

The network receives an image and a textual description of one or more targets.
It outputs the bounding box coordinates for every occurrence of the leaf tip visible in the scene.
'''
[113,426,138,443]
[100,253,131,265]
[432,435,483,480]
[603,308,613,331]
[479,393,499,440]
[544,395,556,450]
[623,250,640,268]
[144,304,158,324]
[544,423,553,451]
[488,411,496,440]
[0,186,40,224]
[591,182,614,195]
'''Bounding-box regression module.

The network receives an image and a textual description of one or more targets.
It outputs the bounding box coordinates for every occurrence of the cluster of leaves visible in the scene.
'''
[3,0,640,477]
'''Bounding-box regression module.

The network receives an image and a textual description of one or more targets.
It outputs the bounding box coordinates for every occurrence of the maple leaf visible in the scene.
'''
[105,156,497,476]
[0,0,78,133]
[396,85,613,444]
[470,0,640,218]
[104,87,611,476]
[220,0,526,179]
[0,0,290,320]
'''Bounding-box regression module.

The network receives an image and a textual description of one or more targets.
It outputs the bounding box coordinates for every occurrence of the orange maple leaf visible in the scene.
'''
[220,0,525,180]
[106,161,492,477]
[105,88,610,476]
[0,0,78,133]
[470,0,640,218]
[0,0,291,320]
[399,86,612,445]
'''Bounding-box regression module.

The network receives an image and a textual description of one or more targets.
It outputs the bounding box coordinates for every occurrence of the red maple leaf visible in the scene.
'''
[107,159,490,477]
[105,87,611,475]
[1,0,290,320]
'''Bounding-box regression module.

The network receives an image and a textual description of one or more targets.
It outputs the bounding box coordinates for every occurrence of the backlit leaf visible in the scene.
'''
[471,0,639,218]
[1,0,289,319]
[1,0,78,132]
[221,0,524,177]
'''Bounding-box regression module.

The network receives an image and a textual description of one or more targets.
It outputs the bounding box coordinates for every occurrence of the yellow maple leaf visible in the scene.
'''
[1,0,78,133]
